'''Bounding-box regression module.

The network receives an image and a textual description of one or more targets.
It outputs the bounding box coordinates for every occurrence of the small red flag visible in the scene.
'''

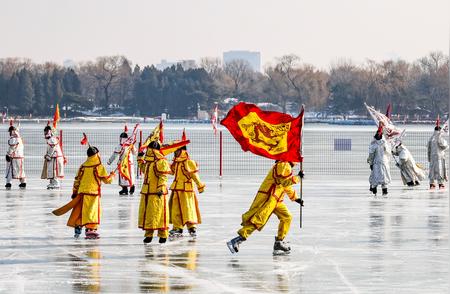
[221,102,304,162]
[53,104,60,129]
[80,133,88,145]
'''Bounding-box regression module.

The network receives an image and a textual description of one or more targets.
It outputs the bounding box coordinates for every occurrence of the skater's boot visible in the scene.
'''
[226,235,245,254]
[119,186,128,195]
[273,237,291,255]
[439,184,445,189]
[382,188,388,195]
[85,229,99,239]
[414,181,420,186]
[188,227,197,238]
[143,237,153,244]
[372,186,377,195]
[430,183,436,190]
[369,186,373,193]
[129,185,135,195]
[5,183,11,190]
[74,226,82,238]
[407,181,414,187]
[159,237,167,244]
[18,183,26,190]
[169,228,183,238]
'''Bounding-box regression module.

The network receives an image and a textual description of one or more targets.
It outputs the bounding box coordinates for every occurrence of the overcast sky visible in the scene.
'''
[0,0,448,69]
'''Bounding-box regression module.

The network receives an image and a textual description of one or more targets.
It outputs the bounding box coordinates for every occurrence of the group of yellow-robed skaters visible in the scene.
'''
[52,123,302,254]
[52,124,206,243]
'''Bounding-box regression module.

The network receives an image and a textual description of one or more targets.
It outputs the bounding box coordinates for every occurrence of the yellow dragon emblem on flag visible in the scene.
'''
[238,112,291,155]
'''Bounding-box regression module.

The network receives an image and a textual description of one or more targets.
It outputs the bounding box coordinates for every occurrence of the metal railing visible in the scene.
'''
[1,123,448,179]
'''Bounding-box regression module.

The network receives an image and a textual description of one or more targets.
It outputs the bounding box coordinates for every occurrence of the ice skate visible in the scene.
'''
[439,184,445,189]
[74,226,82,239]
[273,238,291,256]
[169,228,183,240]
[430,184,436,190]
[414,181,420,186]
[119,186,128,195]
[5,183,11,190]
[382,188,388,196]
[129,185,135,195]
[159,237,167,244]
[371,186,377,195]
[143,237,153,244]
[406,181,414,187]
[85,229,100,239]
[227,236,245,254]
[188,227,197,239]
[18,183,26,190]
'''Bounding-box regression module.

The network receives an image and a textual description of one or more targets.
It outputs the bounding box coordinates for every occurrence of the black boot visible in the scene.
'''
[159,237,167,244]
[143,237,153,244]
[382,188,388,195]
[188,227,197,237]
[439,184,445,189]
[372,186,377,195]
[226,235,245,254]
[74,226,82,238]
[5,183,11,190]
[119,186,128,195]
[273,237,291,255]
[19,183,26,189]
[407,181,414,187]
[129,185,135,195]
[414,181,420,186]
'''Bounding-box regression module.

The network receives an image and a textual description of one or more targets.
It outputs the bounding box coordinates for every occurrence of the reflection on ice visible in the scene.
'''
[0,177,447,293]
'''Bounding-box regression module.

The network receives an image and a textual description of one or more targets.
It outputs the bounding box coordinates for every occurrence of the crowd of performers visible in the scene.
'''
[367,117,448,196]
[3,115,449,255]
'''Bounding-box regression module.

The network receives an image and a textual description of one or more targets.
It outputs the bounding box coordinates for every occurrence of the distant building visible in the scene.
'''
[155,59,197,71]
[223,50,261,72]
[63,59,76,69]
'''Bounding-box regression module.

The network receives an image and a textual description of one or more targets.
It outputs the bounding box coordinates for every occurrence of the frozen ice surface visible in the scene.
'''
[0,176,448,293]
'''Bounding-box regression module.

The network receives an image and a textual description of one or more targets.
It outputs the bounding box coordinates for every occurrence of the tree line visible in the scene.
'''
[0,52,448,118]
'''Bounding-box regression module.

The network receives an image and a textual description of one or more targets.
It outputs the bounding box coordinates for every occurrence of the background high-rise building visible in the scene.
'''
[223,50,261,72]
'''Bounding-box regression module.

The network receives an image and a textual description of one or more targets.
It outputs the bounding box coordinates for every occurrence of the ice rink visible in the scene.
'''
[0,175,448,293]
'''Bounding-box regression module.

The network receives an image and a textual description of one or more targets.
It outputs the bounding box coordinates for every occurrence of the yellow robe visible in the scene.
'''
[241,161,299,231]
[66,154,113,228]
[138,148,172,230]
[169,150,205,229]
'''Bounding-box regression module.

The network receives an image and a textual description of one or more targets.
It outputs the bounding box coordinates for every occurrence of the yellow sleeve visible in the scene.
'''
[72,167,83,193]
[274,162,299,187]
[96,164,114,184]
[284,185,299,201]
[156,159,171,192]
[186,160,205,192]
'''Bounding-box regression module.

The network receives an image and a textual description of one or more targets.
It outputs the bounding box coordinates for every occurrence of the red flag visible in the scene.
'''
[220,102,304,162]
[385,103,391,119]
[53,104,60,129]
[80,133,89,145]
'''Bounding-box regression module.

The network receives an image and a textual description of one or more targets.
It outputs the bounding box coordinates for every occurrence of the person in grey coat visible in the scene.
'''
[392,142,425,186]
[427,122,448,189]
[367,125,391,195]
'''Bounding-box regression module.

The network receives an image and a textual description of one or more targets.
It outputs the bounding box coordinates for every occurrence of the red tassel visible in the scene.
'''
[182,128,187,141]
[436,115,440,127]
[124,124,128,133]
[159,120,164,143]
[377,123,383,136]
[47,120,50,126]
[9,119,13,127]
[80,133,88,145]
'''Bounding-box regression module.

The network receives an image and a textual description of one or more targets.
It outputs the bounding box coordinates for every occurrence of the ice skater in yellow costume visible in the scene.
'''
[227,161,304,255]
[168,145,205,238]
[138,132,172,244]
[53,146,115,239]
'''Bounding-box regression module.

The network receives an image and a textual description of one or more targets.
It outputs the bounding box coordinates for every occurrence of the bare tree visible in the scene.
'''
[223,59,253,98]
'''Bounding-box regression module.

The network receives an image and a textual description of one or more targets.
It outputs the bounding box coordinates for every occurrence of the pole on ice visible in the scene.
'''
[299,104,305,228]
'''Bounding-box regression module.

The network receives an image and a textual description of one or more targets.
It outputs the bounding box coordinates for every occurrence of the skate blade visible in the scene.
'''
[168,234,183,241]
[226,241,237,254]
[273,250,291,256]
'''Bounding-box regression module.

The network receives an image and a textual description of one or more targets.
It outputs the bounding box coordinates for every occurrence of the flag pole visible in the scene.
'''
[299,104,305,229]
